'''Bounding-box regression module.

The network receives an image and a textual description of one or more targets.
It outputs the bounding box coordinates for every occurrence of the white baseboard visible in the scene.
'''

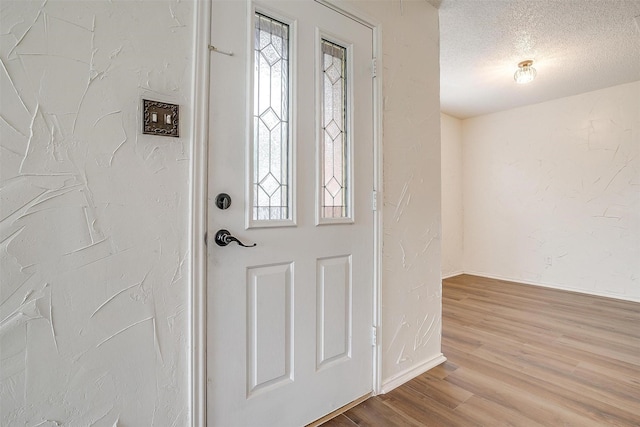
[461,270,640,303]
[441,271,464,280]
[380,353,447,394]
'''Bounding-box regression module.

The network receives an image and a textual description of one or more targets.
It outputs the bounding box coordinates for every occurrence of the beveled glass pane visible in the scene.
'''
[321,40,348,219]
[253,13,290,221]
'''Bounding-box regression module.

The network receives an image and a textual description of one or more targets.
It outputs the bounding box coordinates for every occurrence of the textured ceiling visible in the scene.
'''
[433,0,640,119]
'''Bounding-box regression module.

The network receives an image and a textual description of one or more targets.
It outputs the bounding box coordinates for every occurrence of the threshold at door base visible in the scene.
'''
[306,393,371,427]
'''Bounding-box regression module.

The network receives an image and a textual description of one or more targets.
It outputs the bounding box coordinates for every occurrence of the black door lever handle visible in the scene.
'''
[214,229,257,248]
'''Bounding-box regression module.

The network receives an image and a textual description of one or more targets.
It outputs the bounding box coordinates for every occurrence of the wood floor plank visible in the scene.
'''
[442,353,606,427]
[403,373,473,410]
[318,414,358,427]
[421,360,459,380]
[342,396,422,427]
[575,360,640,389]
[466,330,581,376]
[378,386,482,427]
[468,342,640,419]
[454,395,548,427]
[554,334,640,365]
[321,275,640,426]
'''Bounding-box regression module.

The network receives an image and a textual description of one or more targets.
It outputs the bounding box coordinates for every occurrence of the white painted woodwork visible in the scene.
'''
[207,1,375,425]
[247,262,293,395]
[316,255,352,368]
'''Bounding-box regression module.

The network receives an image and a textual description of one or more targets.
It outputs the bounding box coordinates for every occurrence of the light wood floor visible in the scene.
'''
[321,274,640,426]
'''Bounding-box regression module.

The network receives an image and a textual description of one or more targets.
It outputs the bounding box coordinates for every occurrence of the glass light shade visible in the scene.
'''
[514,60,537,84]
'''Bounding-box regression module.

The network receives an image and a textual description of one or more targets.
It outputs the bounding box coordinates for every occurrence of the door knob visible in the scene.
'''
[214,229,257,248]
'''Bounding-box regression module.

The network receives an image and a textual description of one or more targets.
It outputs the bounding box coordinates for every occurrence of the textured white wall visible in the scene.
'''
[441,113,463,278]
[1,1,193,425]
[347,0,443,389]
[1,0,443,421]
[463,81,640,302]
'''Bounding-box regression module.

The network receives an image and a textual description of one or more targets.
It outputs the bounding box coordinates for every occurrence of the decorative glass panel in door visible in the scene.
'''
[252,13,292,224]
[320,39,352,222]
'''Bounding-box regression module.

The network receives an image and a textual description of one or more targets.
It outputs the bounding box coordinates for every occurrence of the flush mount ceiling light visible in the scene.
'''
[514,60,537,84]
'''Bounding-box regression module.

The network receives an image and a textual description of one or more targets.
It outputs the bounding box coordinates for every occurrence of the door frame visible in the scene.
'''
[188,1,383,425]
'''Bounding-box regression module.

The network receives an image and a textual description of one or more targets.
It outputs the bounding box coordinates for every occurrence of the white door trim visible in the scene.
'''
[189,0,210,426]
[189,1,383,425]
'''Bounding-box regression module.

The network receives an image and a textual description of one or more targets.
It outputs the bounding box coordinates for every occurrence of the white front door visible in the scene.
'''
[207,1,375,425]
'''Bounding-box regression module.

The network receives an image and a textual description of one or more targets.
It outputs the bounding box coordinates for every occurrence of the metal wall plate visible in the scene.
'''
[142,99,179,137]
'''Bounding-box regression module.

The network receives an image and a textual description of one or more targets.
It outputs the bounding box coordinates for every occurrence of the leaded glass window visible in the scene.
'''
[321,40,349,219]
[253,13,290,221]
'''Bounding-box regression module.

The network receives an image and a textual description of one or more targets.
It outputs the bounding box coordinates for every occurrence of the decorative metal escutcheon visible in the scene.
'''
[215,193,232,210]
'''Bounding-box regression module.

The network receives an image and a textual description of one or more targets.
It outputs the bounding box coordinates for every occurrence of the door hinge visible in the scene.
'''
[371,326,378,346]
[371,58,377,78]
[372,190,378,211]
